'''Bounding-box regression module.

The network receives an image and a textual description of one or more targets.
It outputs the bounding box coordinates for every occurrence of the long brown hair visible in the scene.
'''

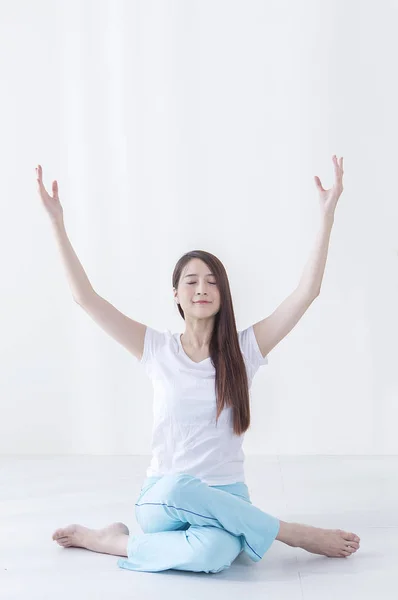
[172,250,250,436]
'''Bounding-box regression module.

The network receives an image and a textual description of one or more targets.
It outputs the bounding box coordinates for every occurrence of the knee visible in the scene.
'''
[188,526,242,567]
[195,532,242,573]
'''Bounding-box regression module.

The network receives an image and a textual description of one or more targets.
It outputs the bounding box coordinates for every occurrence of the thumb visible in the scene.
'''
[52,180,59,199]
[314,175,325,192]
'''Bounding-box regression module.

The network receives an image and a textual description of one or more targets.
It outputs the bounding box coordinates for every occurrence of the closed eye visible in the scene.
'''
[187,282,217,285]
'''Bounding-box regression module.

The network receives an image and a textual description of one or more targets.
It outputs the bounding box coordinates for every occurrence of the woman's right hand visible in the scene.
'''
[36,164,64,222]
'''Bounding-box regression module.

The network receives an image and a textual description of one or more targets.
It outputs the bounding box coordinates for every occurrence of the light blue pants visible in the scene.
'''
[117,473,280,574]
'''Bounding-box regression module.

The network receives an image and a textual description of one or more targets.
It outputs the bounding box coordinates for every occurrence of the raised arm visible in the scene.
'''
[36,165,147,361]
[252,155,344,358]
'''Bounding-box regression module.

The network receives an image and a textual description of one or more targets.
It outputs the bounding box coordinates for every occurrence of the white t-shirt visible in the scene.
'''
[136,324,269,485]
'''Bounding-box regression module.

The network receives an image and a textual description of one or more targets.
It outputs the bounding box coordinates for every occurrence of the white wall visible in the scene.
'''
[1,0,396,455]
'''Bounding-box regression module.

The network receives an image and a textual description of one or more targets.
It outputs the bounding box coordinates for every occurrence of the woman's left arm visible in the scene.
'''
[297,214,335,297]
[298,154,344,296]
[252,155,344,358]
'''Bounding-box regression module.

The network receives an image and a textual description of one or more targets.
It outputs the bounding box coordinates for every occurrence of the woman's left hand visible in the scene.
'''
[314,155,344,221]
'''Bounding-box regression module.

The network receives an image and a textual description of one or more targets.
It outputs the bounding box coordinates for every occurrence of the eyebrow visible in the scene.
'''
[183,273,215,278]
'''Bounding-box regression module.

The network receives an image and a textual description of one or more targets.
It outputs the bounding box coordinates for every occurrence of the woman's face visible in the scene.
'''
[174,258,221,317]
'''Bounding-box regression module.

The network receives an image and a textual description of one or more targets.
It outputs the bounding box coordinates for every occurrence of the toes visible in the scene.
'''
[52,529,66,540]
[344,543,359,554]
[52,524,79,540]
[343,532,360,543]
[346,541,359,550]
[55,540,68,547]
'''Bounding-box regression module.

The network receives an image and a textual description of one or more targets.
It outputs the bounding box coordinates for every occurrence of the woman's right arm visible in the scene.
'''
[37,165,147,361]
[50,217,95,303]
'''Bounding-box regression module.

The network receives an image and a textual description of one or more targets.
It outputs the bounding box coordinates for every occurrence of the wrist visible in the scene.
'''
[50,215,65,229]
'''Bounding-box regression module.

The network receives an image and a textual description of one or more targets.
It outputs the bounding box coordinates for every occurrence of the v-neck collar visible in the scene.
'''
[178,333,211,365]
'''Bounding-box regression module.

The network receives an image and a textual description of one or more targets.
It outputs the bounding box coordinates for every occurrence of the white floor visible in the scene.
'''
[0,455,397,599]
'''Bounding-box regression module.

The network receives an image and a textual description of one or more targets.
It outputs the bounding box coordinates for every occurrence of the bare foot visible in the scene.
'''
[287,523,361,558]
[52,522,129,553]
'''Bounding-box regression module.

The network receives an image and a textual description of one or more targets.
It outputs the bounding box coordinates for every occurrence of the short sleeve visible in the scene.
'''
[139,326,168,368]
[238,324,268,374]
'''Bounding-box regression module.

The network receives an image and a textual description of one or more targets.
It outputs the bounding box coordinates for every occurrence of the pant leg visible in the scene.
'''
[141,473,280,561]
[117,525,243,573]
[117,473,280,573]
[118,476,245,573]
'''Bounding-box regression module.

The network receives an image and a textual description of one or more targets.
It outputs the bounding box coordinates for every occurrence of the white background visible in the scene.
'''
[1,0,397,456]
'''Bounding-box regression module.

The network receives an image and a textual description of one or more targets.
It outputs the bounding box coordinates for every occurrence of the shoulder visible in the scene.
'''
[238,324,269,367]
[140,326,172,365]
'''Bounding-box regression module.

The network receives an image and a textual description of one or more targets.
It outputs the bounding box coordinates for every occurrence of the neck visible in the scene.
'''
[181,327,213,349]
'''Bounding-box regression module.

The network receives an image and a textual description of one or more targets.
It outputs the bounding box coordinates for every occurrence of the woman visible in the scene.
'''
[36,158,360,574]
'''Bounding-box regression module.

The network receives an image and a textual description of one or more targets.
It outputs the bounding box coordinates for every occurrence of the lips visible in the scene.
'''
[194,301,210,304]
